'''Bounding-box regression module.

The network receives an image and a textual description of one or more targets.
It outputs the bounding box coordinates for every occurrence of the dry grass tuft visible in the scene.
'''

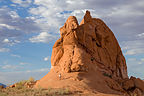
[0,77,72,96]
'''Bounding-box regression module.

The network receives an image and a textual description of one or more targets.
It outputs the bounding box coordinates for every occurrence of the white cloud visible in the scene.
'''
[29,32,58,43]
[44,56,50,61]
[27,0,144,44]
[0,7,40,51]
[9,11,19,19]
[14,40,21,43]
[138,62,142,65]
[127,58,137,61]
[1,65,17,69]
[28,0,103,44]
[19,62,29,65]
[126,57,144,79]
[125,49,144,55]
[0,24,17,30]
[0,48,10,52]
[122,40,144,55]
[2,38,21,47]
[108,6,144,17]
[3,38,10,43]
[141,58,144,62]
[11,0,32,7]
[138,58,144,65]
[26,68,50,73]
[137,33,144,38]
[11,54,21,58]
[127,58,144,65]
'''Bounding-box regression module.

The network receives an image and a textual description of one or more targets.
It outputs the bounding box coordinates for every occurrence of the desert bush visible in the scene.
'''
[0,78,72,96]
[0,87,72,96]
[27,77,35,83]
[15,80,27,89]
[56,88,70,95]
[47,87,52,93]
[0,92,7,96]
[14,77,35,89]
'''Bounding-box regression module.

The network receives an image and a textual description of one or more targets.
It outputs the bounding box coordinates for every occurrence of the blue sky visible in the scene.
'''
[0,0,144,84]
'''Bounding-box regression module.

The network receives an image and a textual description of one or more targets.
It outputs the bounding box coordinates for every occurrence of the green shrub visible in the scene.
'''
[15,80,27,89]
[103,73,112,78]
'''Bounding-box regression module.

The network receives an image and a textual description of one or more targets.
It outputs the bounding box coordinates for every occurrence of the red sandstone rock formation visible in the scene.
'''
[35,11,144,96]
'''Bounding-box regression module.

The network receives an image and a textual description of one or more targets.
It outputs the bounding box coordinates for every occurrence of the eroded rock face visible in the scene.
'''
[36,11,144,96]
[51,10,128,79]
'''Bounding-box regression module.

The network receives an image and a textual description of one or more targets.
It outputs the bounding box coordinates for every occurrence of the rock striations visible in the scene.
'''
[35,11,144,96]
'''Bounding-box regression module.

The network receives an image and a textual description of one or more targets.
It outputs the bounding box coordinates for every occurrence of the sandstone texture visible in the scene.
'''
[35,11,144,96]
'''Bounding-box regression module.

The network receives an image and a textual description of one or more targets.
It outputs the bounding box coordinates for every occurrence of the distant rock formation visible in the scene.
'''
[35,11,144,96]
[0,83,6,88]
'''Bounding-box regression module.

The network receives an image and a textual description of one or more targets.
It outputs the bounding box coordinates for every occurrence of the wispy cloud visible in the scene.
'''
[11,0,32,7]
[0,48,10,52]
[137,33,144,38]
[1,65,17,69]
[127,57,144,78]
[11,54,21,58]
[29,32,58,43]
[0,68,50,84]
[19,62,29,65]
[122,40,144,55]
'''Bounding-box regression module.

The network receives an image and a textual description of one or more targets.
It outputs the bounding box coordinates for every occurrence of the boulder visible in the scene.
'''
[130,76,144,92]
[122,79,135,90]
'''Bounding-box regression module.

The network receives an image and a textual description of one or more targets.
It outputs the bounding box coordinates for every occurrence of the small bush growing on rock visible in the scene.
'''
[27,77,35,83]
[103,73,112,78]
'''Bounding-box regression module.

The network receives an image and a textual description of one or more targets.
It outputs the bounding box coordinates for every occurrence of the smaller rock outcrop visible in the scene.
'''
[9,81,37,88]
[0,83,6,89]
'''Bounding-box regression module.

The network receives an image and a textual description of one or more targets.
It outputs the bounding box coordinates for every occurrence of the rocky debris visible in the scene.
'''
[105,78,124,92]
[129,76,144,91]
[119,76,144,95]
[132,88,143,96]
[35,11,144,96]
[9,84,16,88]
[122,78,135,90]
[24,81,37,88]
[9,81,37,88]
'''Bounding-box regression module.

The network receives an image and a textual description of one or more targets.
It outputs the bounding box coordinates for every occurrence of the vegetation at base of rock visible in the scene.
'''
[14,77,35,89]
[0,78,71,96]
[0,86,140,96]
[0,87,72,96]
